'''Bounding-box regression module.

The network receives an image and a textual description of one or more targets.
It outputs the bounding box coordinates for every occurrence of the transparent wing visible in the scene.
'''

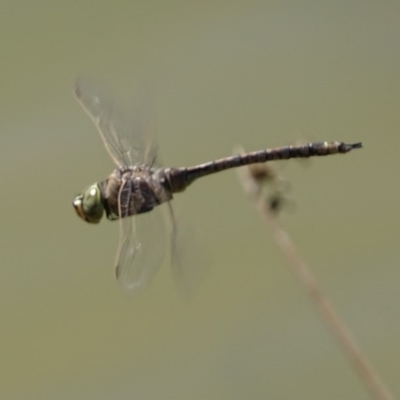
[74,77,158,167]
[167,202,209,299]
[114,203,167,291]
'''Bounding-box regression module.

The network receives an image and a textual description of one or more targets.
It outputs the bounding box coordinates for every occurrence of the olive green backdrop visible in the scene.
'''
[1,1,399,399]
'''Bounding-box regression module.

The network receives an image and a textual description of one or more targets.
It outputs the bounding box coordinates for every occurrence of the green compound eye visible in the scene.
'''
[73,183,104,224]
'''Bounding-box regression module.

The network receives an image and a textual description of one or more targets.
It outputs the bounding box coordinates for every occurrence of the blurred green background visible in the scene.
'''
[1,1,399,399]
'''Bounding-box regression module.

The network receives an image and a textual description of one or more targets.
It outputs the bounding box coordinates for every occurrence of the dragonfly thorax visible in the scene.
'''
[73,183,104,224]
[99,165,173,221]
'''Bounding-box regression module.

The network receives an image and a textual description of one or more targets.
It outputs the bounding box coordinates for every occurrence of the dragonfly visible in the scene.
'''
[72,78,362,291]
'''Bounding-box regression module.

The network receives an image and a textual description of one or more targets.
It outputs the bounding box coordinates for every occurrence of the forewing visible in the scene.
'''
[74,77,158,167]
[114,206,167,291]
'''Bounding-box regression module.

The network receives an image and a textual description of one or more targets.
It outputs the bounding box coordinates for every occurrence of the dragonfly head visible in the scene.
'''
[73,183,104,224]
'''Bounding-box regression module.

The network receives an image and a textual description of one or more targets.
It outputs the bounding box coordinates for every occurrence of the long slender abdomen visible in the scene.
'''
[173,141,362,190]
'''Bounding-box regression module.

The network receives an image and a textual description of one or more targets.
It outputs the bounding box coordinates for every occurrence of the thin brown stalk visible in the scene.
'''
[236,153,395,400]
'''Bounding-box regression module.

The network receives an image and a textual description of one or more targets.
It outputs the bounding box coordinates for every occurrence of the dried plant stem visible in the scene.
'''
[236,160,395,400]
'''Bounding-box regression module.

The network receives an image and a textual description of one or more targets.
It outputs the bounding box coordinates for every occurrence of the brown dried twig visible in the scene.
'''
[236,148,395,400]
